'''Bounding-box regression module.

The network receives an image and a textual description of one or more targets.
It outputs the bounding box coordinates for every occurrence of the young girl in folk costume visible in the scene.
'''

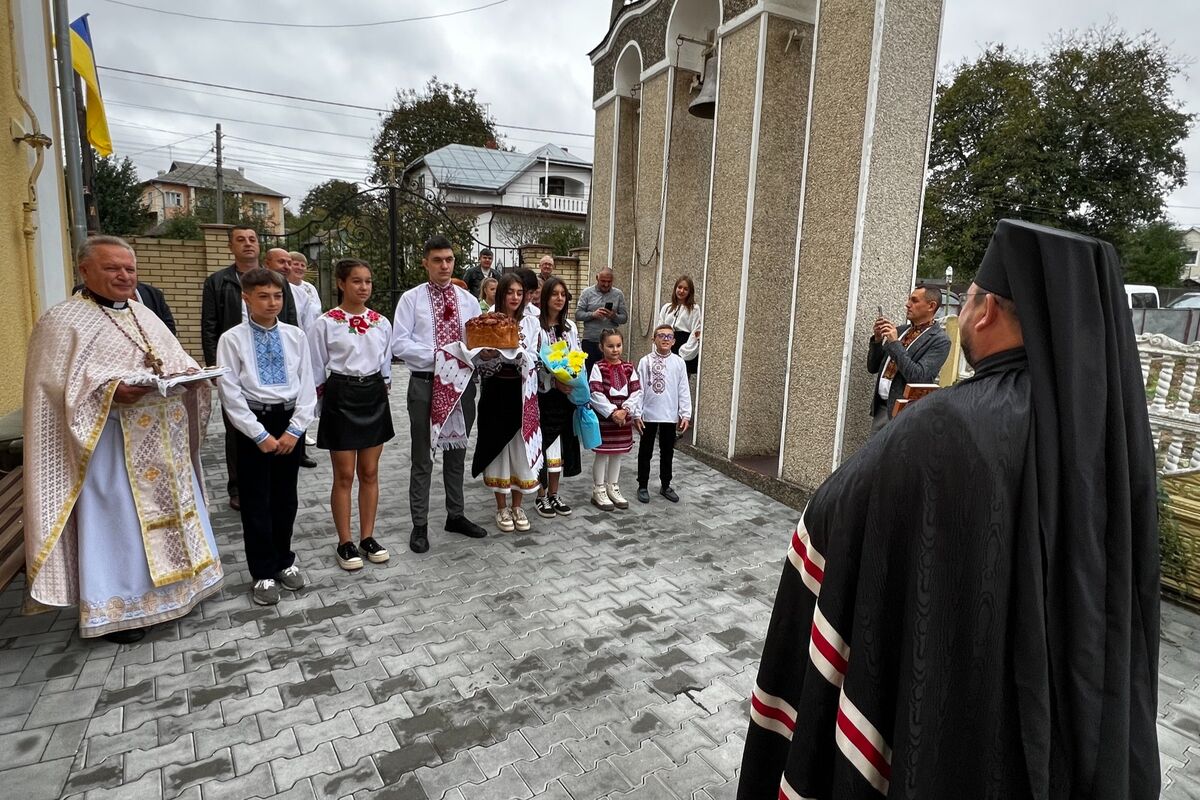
[478,276,498,313]
[310,260,395,571]
[588,328,642,510]
[471,273,543,532]
[534,277,581,519]
[655,275,702,376]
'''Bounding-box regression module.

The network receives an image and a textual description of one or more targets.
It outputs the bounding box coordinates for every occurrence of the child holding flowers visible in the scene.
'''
[587,328,642,510]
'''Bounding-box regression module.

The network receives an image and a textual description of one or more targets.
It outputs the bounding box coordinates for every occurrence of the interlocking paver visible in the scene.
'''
[294,708,360,753]
[457,764,532,800]
[232,727,300,774]
[513,742,584,794]
[311,756,384,800]
[1,375,1197,799]
[204,761,275,800]
[270,740,339,794]
[125,732,195,782]
[415,750,484,800]
[469,731,537,778]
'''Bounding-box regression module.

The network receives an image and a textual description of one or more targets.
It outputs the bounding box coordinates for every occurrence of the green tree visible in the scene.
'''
[920,28,1192,280]
[1121,222,1186,285]
[94,155,148,237]
[370,78,503,183]
[159,212,203,241]
[299,179,364,218]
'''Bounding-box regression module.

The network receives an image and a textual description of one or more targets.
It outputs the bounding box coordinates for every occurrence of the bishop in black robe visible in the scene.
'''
[737,220,1160,799]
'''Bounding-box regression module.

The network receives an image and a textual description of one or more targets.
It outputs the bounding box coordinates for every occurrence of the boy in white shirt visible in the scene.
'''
[216,268,317,606]
[634,324,692,504]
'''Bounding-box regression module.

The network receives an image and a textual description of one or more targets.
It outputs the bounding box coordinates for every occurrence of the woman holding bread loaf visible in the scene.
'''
[470,273,544,532]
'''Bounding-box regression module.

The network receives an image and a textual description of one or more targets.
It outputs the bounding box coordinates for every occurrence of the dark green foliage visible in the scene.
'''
[370,78,503,183]
[1121,222,1187,285]
[94,156,148,237]
[920,28,1192,281]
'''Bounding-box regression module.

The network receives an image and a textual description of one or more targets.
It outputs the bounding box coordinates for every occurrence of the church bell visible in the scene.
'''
[688,55,718,119]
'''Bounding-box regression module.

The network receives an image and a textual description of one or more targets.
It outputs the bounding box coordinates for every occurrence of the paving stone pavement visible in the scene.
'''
[0,370,1197,799]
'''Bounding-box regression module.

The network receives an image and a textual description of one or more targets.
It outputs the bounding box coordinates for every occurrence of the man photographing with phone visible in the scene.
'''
[576,267,629,371]
[867,285,950,433]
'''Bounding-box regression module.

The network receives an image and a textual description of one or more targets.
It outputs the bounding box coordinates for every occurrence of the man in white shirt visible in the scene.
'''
[288,251,323,449]
[391,235,488,553]
[264,248,318,467]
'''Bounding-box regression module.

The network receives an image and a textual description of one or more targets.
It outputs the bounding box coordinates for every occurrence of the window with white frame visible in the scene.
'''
[164,191,183,208]
[252,200,268,217]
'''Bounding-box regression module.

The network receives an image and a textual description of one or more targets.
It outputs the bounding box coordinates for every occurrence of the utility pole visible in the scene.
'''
[214,123,224,224]
[52,0,87,253]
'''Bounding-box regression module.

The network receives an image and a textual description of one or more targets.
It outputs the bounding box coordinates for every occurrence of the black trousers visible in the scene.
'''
[235,406,300,580]
[222,411,239,498]
[582,339,602,374]
[637,422,677,489]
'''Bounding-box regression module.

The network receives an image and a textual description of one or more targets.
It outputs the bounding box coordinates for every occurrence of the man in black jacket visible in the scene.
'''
[72,280,177,335]
[201,225,298,509]
[866,285,950,433]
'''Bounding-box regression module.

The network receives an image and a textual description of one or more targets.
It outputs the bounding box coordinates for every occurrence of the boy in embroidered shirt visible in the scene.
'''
[216,268,317,606]
[634,324,692,504]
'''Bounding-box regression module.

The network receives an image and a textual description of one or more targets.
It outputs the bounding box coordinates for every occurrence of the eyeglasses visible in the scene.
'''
[654,333,675,340]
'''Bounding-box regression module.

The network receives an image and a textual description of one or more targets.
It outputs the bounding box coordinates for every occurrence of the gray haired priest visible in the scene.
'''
[23,235,223,644]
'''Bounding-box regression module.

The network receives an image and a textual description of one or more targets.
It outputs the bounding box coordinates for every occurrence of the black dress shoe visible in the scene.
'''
[637,487,650,504]
[409,525,430,554]
[661,486,680,503]
[444,515,487,539]
[229,496,241,511]
[299,455,318,468]
[102,628,146,644]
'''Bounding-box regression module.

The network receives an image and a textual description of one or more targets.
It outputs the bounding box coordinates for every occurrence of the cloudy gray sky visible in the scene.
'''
[80,0,1198,227]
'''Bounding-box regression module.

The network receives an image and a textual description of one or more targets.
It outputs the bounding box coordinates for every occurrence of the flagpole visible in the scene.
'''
[74,74,101,234]
[52,0,87,254]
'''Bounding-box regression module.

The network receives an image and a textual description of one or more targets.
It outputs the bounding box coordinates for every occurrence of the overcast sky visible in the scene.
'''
[78,0,1199,227]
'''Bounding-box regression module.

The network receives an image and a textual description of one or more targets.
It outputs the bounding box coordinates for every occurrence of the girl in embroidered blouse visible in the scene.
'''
[655,275,702,376]
[588,328,642,511]
[534,278,581,519]
[471,273,543,533]
[478,276,498,313]
[310,259,395,572]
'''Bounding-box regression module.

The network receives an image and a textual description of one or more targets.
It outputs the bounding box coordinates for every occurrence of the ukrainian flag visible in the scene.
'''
[69,14,112,157]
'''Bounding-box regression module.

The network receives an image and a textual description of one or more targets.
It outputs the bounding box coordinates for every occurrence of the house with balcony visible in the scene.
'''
[403,143,591,268]
[140,161,288,235]
[1183,226,1200,283]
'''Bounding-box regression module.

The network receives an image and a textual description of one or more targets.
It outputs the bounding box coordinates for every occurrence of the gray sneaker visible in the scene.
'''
[275,565,305,590]
[252,578,280,605]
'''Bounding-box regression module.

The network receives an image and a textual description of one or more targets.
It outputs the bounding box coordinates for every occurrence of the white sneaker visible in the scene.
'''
[305,431,316,446]
[495,508,515,532]
[512,507,531,531]
[591,485,615,511]
[606,484,629,509]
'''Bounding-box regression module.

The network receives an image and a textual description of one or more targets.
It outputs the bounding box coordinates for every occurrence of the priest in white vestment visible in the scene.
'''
[23,236,223,643]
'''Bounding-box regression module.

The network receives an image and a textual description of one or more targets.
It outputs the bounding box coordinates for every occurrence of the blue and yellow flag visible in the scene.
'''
[69,14,112,157]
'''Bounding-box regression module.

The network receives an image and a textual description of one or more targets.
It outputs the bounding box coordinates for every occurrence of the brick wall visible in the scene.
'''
[130,224,234,364]
[518,244,587,302]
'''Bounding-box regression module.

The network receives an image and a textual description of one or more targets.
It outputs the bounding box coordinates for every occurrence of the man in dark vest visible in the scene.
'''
[201,225,298,510]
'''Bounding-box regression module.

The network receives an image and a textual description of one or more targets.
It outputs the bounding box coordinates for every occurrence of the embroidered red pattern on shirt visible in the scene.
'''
[427,283,460,348]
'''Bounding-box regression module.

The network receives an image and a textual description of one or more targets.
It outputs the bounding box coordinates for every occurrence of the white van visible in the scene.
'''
[1125,285,1160,309]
